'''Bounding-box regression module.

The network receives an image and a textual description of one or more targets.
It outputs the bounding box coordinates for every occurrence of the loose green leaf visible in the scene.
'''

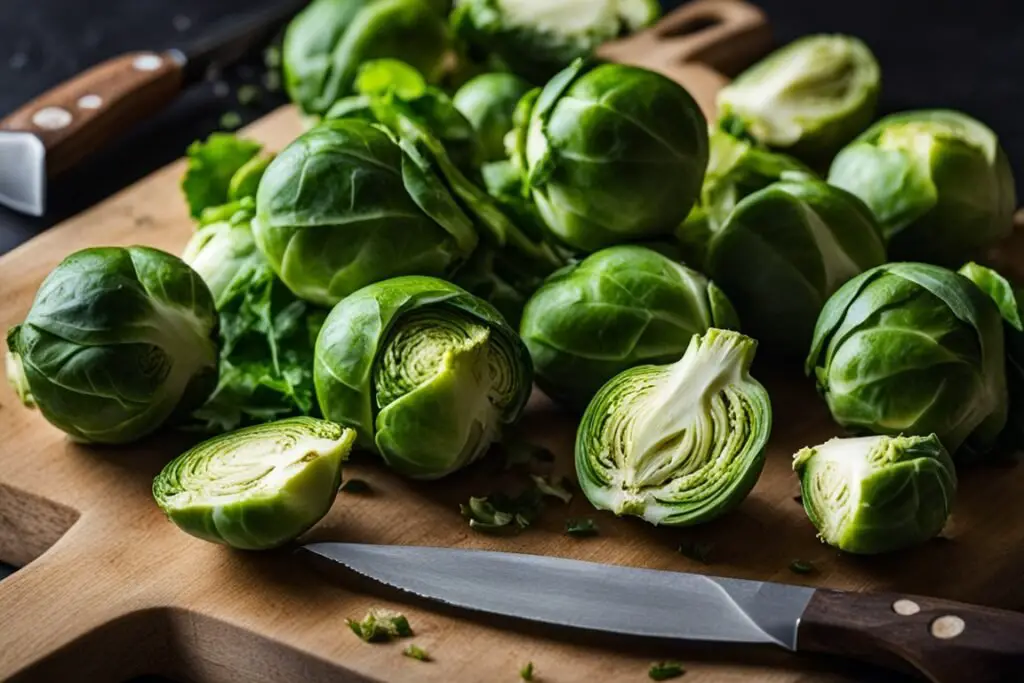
[347,608,413,643]
[677,540,713,564]
[565,518,599,538]
[520,661,535,681]
[649,661,686,680]
[461,487,545,536]
[340,479,372,494]
[180,133,261,218]
[789,560,815,575]
[531,475,573,504]
[403,644,430,661]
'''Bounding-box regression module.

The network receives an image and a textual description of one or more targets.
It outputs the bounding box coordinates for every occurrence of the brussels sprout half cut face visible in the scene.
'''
[807,263,1007,459]
[153,417,356,550]
[521,245,739,410]
[315,276,532,479]
[716,34,880,163]
[7,246,219,444]
[576,328,770,526]
[793,434,956,555]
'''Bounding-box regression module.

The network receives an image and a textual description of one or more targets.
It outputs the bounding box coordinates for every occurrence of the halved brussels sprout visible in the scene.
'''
[807,263,1007,459]
[282,0,451,115]
[6,247,219,444]
[828,110,1017,265]
[576,328,770,526]
[453,72,533,162]
[793,434,957,554]
[716,34,880,164]
[153,417,355,549]
[314,276,532,479]
[253,119,479,307]
[513,59,708,252]
[706,173,886,355]
[959,262,1024,449]
[676,129,814,269]
[521,245,739,410]
[451,0,659,83]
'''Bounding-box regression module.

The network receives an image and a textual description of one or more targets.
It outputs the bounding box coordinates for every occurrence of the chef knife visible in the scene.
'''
[303,542,1024,683]
[0,0,307,216]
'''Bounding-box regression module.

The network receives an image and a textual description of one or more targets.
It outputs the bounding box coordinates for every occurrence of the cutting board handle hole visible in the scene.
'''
[658,14,722,39]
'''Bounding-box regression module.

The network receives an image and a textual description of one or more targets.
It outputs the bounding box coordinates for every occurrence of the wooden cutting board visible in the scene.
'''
[2,2,1024,681]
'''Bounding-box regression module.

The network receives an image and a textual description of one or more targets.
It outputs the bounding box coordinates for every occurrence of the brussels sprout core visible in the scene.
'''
[153,417,355,550]
[5,349,33,407]
[793,434,957,554]
[576,329,770,526]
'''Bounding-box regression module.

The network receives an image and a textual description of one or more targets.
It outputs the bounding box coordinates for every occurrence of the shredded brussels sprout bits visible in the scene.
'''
[793,434,957,554]
[153,417,355,550]
[576,329,770,526]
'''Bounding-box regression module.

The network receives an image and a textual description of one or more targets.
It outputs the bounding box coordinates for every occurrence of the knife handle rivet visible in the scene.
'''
[930,615,966,639]
[132,54,163,72]
[77,95,102,110]
[892,599,920,616]
[31,106,72,131]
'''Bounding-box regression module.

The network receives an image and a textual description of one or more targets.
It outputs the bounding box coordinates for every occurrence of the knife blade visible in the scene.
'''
[302,542,1024,683]
[0,0,305,216]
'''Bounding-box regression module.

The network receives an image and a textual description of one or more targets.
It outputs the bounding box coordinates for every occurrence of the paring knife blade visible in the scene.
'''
[301,542,815,649]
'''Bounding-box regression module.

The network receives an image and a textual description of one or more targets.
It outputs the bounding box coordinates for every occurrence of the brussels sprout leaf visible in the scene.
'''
[676,540,714,564]
[520,662,534,681]
[461,486,546,535]
[402,644,430,662]
[346,608,413,642]
[789,560,815,575]
[565,518,599,538]
[649,661,686,680]
[181,133,262,218]
[530,474,573,503]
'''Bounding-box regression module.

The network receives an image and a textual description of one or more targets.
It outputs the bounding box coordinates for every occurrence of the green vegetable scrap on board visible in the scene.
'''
[346,607,414,642]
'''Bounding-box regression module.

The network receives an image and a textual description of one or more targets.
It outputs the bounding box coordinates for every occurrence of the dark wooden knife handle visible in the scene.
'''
[0,51,185,176]
[798,589,1024,683]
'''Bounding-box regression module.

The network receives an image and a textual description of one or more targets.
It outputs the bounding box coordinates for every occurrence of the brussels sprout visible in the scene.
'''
[793,434,957,554]
[282,0,451,115]
[325,60,482,172]
[451,0,659,83]
[314,276,532,479]
[253,118,479,306]
[716,34,880,164]
[153,417,355,549]
[807,263,1007,459]
[512,59,708,252]
[521,245,739,410]
[676,129,814,268]
[6,247,219,444]
[453,72,533,162]
[958,262,1024,449]
[705,173,886,355]
[828,110,1017,265]
[576,328,770,526]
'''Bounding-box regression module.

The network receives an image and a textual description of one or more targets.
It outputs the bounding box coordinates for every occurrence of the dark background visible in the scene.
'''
[0,0,1020,678]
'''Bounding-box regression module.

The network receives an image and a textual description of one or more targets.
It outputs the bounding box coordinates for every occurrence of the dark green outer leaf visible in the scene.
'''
[181,134,262,218]
[314,275,532,453]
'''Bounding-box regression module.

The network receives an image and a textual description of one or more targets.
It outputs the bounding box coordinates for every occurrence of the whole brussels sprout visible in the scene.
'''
[520,245,739,410]
[325,59,482,172]
[314,276,532,479]
[252,119,479,307]
[282,0,451,115]
[807,263,1008,459]
[958,262,1024,449]
[793,434,957,554]
[6,247,219,444]
[153,417,355,549]
[828,110,1017,266]
[451,0,660,83]
[453,72,533,163]
[676,129,814,268]
[716,34,880,164]
[706,173,886,355]
[512,59,708,252]
[576,328,771,526]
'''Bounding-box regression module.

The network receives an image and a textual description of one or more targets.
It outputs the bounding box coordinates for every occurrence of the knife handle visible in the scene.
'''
[797,588,1024,683]
[0,51,185,176]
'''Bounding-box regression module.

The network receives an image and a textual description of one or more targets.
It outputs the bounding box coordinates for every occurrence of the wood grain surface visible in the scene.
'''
[2,2,1024,681]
